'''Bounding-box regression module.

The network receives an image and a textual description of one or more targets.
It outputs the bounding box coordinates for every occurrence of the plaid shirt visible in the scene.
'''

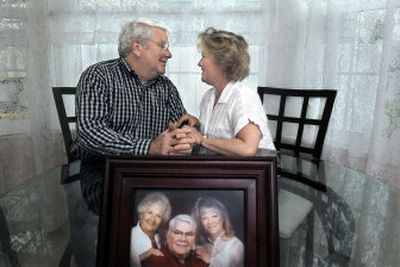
[75,57,186,159]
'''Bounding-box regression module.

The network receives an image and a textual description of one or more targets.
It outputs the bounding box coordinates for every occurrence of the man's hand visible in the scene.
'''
[169,114,200,130]
[148,127,195,155]
[171,127,196,155]
[148,130,175,155]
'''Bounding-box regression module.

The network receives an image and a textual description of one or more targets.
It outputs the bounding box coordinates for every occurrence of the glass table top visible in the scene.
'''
[0,155,399,267]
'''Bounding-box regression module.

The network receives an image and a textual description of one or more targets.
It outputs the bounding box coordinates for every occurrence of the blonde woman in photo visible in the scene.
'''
[192,197,244,267]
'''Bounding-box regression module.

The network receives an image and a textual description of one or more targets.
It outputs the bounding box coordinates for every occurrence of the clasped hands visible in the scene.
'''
[149,114,203,155]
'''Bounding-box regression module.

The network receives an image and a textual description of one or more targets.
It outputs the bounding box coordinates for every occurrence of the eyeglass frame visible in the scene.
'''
[146,39,170,51]
[170,229,195,238]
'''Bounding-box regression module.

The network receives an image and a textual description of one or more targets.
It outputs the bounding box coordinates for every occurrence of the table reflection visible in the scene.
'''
[1,153,399,267]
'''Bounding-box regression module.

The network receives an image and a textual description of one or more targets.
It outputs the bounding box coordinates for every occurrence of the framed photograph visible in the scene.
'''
[97,155,278,267]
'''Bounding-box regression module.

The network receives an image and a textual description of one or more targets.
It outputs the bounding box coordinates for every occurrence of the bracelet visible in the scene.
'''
[200,135,208,145]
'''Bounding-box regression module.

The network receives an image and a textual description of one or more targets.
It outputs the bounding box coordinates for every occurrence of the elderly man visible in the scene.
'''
[141,214,208,267]
[72,19,197,267]
[75,19,197,215]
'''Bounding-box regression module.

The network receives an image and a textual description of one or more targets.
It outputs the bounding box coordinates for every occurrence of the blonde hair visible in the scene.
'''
[197,27,250,81]
[192,197,235,238]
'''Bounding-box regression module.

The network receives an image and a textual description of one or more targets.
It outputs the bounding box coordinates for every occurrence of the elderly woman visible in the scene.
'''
[192,197,244,267]
[186,27,275,156]
[130,192,172,267]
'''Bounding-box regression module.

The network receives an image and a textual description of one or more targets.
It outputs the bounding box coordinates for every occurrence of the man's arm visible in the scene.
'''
[76,66,151,156]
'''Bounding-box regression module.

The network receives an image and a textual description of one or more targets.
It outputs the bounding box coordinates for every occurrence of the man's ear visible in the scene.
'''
[131,41,142,56]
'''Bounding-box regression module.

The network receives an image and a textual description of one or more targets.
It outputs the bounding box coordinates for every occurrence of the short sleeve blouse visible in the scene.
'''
[199,81,275,150]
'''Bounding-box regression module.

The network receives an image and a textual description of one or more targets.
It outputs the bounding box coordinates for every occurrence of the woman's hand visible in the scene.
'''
[169,114,200,130]
[187,126,205,145]
[172,125,204,147]
[139,248,164,261]
[195,247,211,263]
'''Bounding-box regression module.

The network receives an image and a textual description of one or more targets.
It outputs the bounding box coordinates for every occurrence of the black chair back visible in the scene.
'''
[257,87,336,161]
[52,87,77,163]
[52,87,80,267]
[258,87,336,190]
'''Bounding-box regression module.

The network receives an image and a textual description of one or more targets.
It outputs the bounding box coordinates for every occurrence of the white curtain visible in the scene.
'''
[1,0,399,191]
[0,0,65,196]
[264,0,400,188]
[1,0,399,262]
[47,0,267,115]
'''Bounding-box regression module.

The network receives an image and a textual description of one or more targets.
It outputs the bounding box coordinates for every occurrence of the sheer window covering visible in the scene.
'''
[1,1,399,264]
[0,0,399,189]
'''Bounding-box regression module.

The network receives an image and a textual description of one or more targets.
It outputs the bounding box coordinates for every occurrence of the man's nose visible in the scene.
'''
[178,235,189,243]
[165,48,172,58]
[148,215,156,222]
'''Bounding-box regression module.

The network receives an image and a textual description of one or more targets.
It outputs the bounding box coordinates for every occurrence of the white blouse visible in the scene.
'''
[199,81,275,150]
[203,236,244,267]
[130,223,161,267]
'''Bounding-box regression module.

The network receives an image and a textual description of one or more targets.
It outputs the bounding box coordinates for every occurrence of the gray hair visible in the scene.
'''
[118,18,169,57]
[137,192,172,224]
[168,214,197,232]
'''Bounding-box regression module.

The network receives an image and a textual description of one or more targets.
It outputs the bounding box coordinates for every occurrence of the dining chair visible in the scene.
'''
[0,206,21,267]
[257,86,337,266]
[52,87,80,184]
[279,179,355,265]
[52,86,80,267]
[257,87,337,191]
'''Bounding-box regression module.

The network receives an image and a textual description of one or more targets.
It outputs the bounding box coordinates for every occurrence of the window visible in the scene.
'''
[0,2,29,134]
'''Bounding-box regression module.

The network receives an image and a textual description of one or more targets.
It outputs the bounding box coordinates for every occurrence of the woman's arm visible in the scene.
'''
[139,248,164,261]
[190,122,261,156]
[195,247,212,263]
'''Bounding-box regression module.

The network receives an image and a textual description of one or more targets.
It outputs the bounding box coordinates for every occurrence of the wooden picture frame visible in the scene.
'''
[97,155,278,267]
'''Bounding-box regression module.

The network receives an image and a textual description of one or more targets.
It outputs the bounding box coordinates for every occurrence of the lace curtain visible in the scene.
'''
[264,0,400,187]
[0,0,64,195]
[0,0,399,192]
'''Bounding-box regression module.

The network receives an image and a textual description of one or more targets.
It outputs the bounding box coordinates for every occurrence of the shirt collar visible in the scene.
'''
[119,57,161,86]
[120,57,135,75]
[215,81,236,104]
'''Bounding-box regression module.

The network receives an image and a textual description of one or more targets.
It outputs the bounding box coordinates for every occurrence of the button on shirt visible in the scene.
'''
[76,57,186,159]
[199,81,275,150]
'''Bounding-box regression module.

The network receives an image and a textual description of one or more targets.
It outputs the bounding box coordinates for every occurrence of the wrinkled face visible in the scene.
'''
[139,203,164,236]
[167,220,196,257]
[141,27,172,80]
[200,208,224,239]
[197,52,225,87]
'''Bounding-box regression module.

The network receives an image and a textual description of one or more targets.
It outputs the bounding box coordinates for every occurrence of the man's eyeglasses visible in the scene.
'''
[147,39,170,51]
[171,230,195,238]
